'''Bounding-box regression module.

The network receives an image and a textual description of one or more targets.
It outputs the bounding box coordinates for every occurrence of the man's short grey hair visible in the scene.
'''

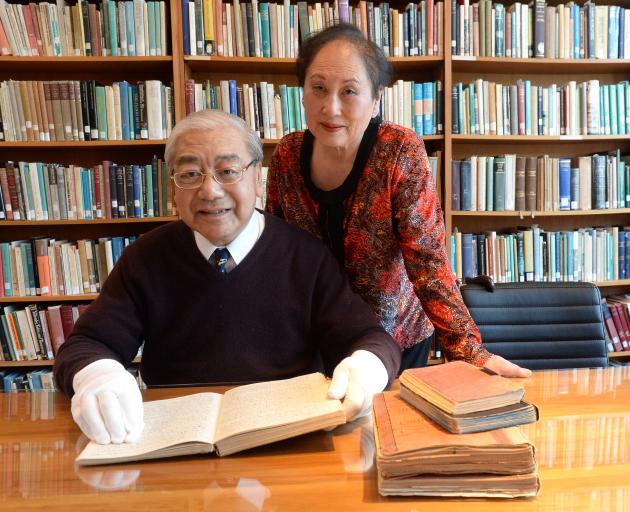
[165,110,264,172]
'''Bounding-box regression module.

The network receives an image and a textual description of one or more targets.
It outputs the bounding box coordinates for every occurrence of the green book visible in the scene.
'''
[147,1,157,56]
[0,243,12,297]
[95,86,108,141]
[107,0,119,56]
[259,3,270,58]
[494,156,506,212]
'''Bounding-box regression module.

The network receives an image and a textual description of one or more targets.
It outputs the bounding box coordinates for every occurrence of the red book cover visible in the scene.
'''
[610,302,630,351]
[93,166,102,217]
[609,303,628,351]
[45,305,66,356]
[59,304,75,340]
[20,4,39,55]
[28,3,44,55]
[601,298,622,352]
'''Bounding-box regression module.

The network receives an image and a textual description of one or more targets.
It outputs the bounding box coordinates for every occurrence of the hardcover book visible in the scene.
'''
[373,391,540,498]
[398,360,525,415]
[76,372,346,466]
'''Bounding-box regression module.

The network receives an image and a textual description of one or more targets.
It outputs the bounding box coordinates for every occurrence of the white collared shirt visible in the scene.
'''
[194,210,265,266]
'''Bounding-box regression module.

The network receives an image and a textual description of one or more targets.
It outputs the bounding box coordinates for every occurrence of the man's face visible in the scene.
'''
[172,127,262,246]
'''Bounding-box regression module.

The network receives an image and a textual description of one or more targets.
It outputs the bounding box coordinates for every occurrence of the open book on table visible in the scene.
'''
[76,372,346,466]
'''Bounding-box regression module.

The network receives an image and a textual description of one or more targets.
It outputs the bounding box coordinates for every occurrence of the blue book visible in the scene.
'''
[279,85,289,137]
[229,80,237,115]
[21,242,36,295]
[83,168,93,219]
[532,225,541,281]
[423,82,433,135]
[603,86,610,135]
[619,7,625,59]
[617,231,626,279]
[450,234,456,274]
[524,80,531,135]
[260,3,271,57]
[132,165,142,218]
[572,4,580,58]
[626,232,630,280]
[414,83,423,135]
[451,85,458,134]
[146,165,154,217]
[461,233,473,278]
[36,163,48,219]
[486,156,494,211]
[119,81,131,140]
[111,237,124,265]
[460,160,471,210]
[618,83,626,135]
[587,2,596,59]
[468,82,476,134]
[537,87,543,135]
[610,84,619,135]
[516,232,525,282]
[495,4,504,57]
[457,83,464,133]
[558,158,571,210]
[125,0,136,56]
[608,6,619,59]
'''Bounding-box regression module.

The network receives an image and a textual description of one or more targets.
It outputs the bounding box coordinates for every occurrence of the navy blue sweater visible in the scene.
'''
[54,214,401,395]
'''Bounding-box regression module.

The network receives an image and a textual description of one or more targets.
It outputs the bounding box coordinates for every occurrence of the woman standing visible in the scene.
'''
[266,24,530,377]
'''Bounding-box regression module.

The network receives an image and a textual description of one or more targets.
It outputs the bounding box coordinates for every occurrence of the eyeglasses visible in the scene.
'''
[171,160,257,189]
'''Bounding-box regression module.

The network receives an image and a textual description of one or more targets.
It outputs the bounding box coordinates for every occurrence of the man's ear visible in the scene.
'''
[254,163,264,197]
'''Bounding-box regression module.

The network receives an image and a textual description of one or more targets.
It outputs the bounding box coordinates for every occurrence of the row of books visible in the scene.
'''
[0,158,175,221]
[601,296,630,353]
[185,78,444,138]
[450,226,630,284]
[0,302,86,361]
[0,79,174,142]
[183,0,443,58]
[1,369,56,392]
[452,79,630,137]
[381,79,442,135]
[452,1,630,60]
[0,0,169,57]
[451,151,630,212]
[0,235,137,298]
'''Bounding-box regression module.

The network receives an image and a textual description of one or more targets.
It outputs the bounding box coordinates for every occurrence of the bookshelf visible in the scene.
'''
[2,0,630,378]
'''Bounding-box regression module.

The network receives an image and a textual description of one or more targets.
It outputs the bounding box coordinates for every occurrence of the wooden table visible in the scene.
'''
[1,366,630,511]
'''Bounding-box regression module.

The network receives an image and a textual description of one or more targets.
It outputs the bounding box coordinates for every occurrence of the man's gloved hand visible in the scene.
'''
[71,359,144,444]
[327,350,388,422]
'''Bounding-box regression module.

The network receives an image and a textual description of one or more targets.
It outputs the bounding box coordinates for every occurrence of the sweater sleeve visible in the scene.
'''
[53,247,145,396]
[390,134,491,366]
[310,246,401,386]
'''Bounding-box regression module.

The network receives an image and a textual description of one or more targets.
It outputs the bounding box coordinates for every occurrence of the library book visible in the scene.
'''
[76,372,345,466]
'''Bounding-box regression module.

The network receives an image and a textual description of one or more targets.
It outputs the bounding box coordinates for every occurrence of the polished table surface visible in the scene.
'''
[1,366,630,511]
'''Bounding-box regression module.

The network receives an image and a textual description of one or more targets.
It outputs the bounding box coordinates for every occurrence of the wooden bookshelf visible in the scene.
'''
[2,0,630,371]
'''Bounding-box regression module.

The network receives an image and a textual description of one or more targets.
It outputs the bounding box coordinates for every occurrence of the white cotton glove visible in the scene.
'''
[71,359,144,444]
[327,350,389,422]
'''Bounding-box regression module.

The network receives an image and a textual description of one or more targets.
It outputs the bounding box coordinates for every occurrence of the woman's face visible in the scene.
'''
[302,41,380,154]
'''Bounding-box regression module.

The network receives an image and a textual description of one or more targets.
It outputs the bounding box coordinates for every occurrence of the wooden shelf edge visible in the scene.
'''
[0,216,177,226]
[0,294,98,303]
[451,209,630,217]
[0,356,141,368]
[451,135,630,142]
[608,352,630,359]
[0,140,167,148]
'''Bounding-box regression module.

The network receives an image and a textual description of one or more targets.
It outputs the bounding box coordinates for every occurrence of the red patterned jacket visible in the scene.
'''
[266,122,490,365]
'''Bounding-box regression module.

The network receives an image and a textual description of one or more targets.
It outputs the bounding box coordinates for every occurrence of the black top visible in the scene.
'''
[54,213,401,395]
[299,117,382,263]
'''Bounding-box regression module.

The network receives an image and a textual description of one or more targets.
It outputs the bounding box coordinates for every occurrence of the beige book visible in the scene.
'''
[373,392,539,498]
[73,81,84,140]
[113,83,122,140]
[67,79,79,140]
[18,81,34,141]
[76,239,91,293]
[58,81,73,140]
[76,372,346,466]
[27,80,42,141]
[36,81,51,141]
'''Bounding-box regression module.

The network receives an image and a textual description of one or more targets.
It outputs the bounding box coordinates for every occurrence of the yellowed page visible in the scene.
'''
[215,373,342,442]
[76,392,222,464]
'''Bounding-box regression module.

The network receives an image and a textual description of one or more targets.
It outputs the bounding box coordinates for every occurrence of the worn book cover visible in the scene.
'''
[373,391,539,498]
[399,360,525,415]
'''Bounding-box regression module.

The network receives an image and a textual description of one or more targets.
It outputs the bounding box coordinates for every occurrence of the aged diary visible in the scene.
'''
[76,373,345,466]
[399,360,525,415]
[372,392,540,498]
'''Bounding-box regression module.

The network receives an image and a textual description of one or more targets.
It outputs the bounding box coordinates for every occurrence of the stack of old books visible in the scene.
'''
[373,361,540,498]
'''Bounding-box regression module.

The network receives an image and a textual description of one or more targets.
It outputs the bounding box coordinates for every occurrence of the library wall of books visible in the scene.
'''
[1,0,629,390]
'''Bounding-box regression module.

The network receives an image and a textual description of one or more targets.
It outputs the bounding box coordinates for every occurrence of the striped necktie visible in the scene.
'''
[212,248,230,274]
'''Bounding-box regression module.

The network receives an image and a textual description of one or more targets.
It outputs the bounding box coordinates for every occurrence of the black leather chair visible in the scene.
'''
[460,281,609,370]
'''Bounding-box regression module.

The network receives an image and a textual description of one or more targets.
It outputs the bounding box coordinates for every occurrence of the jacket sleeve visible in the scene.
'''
[390,134,491,366]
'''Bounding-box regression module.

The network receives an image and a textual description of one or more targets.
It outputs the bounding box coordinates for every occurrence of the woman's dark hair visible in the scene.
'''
[296,24,392,98]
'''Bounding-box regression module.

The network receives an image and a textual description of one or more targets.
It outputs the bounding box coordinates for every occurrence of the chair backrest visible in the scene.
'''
[460,282,609,370]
